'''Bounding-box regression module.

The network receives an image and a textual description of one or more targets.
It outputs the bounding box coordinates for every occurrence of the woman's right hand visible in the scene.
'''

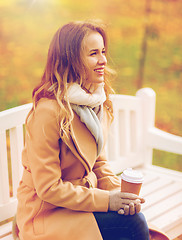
[108,191,145,215]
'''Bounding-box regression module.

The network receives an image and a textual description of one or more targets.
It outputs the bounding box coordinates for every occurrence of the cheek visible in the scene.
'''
[86,58,97,69]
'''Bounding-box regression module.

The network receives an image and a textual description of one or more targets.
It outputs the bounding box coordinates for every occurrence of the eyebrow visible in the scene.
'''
[89,49,98,53]
[89,48,105,53]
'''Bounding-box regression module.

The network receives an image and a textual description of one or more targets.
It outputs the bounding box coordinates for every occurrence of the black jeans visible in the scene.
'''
[94,212,149,240]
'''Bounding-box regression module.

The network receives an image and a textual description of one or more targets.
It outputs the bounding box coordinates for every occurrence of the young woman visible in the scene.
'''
[16,20,149,240]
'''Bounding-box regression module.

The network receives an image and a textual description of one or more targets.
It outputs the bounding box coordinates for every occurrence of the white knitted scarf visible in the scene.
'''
[66,82,106,108]
[67,83,105,156]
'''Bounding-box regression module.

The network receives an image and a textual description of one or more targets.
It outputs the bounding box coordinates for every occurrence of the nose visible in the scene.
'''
[98,54,107,65]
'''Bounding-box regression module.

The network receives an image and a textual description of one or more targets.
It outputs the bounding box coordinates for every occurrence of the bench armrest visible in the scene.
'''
[147,127,182,156]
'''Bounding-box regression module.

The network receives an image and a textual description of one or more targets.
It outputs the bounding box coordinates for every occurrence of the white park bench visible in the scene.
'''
[0,88,182,240]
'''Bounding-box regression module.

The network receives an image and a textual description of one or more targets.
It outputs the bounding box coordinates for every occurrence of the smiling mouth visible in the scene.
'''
[94,68,105,74]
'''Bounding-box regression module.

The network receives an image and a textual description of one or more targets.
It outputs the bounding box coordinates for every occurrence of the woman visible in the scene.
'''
[16,20,149,240]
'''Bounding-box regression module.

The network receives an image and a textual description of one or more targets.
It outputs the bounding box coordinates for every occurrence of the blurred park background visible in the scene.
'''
[0,0,181,171]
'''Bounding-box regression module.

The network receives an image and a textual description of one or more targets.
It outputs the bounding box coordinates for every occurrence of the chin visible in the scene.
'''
[95,77,105,83]
[87,76,105,84]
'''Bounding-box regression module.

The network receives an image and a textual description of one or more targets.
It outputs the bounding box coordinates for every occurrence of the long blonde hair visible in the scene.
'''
[28,20,115,137]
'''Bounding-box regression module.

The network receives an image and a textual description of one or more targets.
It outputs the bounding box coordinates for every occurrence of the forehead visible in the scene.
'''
[83,31,105,50]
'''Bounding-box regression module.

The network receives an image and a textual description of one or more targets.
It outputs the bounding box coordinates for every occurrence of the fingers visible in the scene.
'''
[135,202,141,214]
[140,197,145,204]
[119,192,139,199]
[118,209,124,215]
[129,202,135,215]
[120,192,145,203]
[117,206,129,215]
[121,198,142,205]
[117,204,135,216]
[109,190,145,213]
[117,199,142,216]
[124,205,129,215]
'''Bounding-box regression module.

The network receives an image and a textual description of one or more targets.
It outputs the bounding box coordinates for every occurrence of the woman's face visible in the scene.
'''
[82,31,107,87]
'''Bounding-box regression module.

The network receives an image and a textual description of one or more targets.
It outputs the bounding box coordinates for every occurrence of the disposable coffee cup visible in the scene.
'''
[121,168,144,195]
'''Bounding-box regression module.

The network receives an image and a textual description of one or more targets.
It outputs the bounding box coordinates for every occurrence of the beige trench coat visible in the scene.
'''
[16,98,121,240]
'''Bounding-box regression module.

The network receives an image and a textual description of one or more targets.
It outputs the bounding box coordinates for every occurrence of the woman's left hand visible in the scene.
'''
[117,198,142,215]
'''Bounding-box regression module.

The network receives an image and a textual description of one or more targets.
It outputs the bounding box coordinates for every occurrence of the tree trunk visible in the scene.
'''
[137,0,152,89]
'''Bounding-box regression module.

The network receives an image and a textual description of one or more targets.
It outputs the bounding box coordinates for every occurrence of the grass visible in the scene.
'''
[153,150,182,172]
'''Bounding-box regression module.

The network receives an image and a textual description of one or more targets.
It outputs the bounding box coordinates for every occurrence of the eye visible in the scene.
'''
[102,49,106,55]
[90,52,97,56]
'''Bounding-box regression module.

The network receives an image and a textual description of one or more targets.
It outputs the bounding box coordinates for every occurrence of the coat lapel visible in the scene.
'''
[62,112,97,173]
[61,108,112,173]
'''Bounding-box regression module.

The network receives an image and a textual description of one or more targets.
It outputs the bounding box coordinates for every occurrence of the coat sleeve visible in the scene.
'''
[26,100,109,212]
[93,148,121,191]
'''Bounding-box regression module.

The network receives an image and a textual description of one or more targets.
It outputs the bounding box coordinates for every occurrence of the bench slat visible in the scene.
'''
[0,221,13,240]
[143,182,182,210]
[108,97,143,170]
[10,126,24,197]
[143,190,182,221]
[141,177,173,197]
[0,131,10,204]
[1,235,13,240]
[151,204,182,231]
[0,103,32,131]
[0,199,17,222]
[141,172,159,184]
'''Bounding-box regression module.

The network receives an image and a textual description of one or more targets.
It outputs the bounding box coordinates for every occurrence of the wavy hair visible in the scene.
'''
[28,20,115,137]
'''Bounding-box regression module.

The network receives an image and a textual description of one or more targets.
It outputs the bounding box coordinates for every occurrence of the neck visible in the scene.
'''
[67,82,106,108]
[82,82,104,94]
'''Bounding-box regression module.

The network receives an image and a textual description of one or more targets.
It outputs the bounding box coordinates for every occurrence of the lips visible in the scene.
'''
[94,67,105,74]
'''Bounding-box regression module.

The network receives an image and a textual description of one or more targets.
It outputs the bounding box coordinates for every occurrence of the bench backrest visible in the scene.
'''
[0,88,156,225]
[107,88,156,173]
[0,103,32,224]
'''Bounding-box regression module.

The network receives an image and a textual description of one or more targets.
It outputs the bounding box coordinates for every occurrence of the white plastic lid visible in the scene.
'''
[121,168,144,183]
